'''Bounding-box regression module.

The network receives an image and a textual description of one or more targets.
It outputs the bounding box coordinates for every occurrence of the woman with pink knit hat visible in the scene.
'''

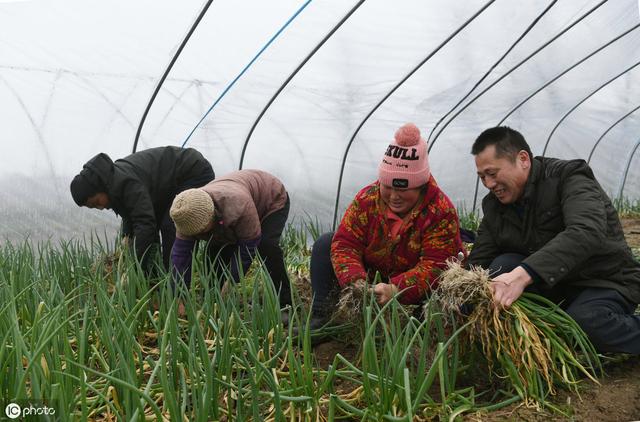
[305,123,466,335]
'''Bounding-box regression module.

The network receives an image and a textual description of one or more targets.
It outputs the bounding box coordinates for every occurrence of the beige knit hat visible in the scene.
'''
[170,189,215,237]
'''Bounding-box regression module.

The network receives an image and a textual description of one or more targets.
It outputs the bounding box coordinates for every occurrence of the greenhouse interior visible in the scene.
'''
[2,0,640,420]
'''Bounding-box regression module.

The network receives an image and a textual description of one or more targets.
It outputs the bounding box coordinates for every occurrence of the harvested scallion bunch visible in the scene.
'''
[433,261,601,407]
[334,279,368,323]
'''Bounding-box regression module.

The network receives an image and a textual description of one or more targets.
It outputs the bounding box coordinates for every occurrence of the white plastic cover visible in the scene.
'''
[2,0,639,242]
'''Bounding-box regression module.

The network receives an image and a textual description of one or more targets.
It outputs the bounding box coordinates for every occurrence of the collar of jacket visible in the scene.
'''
[514,156,543,207]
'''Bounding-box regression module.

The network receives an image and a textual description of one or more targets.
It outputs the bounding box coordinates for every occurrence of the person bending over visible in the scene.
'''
[169,169,292,314]
[70,146,214,274]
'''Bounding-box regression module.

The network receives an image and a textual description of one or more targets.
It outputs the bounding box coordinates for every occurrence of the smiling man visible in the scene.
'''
[467,126,640,354]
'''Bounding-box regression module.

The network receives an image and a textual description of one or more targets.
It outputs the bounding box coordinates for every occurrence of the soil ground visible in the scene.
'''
[306,216,640,421]
[464,355,640,421]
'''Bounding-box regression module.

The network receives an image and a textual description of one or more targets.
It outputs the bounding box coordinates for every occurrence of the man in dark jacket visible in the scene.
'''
[70,146,215,274]
[467,126,640,354]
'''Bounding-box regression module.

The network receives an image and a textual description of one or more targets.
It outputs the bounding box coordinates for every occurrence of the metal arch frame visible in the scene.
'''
[181,0,313,149]
[587,104,640,163]
[74,72,139,131]
[427,0,608,153]
[618,137,640,201]
[495,24,640,127]
[0,74,60,196]
[147,81,197,143]
[330,0,497,229]
[39,69,63,133]
[132,0,214,153]
[238,0,366,170]
[468,23,640,211]
[427,0,559,143]
[145,80,227,143]
[541,60,640,157]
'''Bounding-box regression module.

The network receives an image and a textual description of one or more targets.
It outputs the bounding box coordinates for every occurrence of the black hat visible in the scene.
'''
[70,172,100,206]
[69,153,113,205]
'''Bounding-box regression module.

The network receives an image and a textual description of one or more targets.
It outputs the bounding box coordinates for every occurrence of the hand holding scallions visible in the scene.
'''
[490,266,533,308]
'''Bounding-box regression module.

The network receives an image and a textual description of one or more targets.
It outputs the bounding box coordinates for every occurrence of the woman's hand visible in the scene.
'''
[373,283,399,305]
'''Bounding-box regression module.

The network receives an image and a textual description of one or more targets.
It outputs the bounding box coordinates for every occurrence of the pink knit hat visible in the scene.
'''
[378,123,430,189]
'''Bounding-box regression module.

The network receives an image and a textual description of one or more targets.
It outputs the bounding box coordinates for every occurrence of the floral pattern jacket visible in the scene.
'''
[331,176,465,304]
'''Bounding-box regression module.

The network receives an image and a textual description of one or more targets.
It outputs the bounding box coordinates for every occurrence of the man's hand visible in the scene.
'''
[490,266,533,308]
[373,283,399,305]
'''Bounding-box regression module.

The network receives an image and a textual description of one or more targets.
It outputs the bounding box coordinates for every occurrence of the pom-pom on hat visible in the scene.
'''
[170,189,215,237]
[378,123,430,189]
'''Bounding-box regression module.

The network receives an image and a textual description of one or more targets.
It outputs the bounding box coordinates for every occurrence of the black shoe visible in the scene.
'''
[280,306,291,327]
[307,314,332,346]
[290,312,328,333]
[308,313,330,331]
[279,288,292,308]
[291,311,331,345]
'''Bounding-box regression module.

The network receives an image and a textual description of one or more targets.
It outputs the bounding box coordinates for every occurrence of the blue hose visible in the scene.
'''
[182,0,313,148]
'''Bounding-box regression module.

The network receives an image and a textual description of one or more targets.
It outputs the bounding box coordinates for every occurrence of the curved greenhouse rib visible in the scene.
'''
[470,22,640,212]
[474,102,640,208]
[132,0,215,153]
[39,69,63,132]
[542,60,640,157]
[428,0,607,153]
[618,137,640,201]
[238,0,366,170]
[149,81,196,141]
[0,74,59,195]
[587,103,640,163]
[469,174,484,214]
[496,24,640,127]
[331,0,496,229]
[427,0,558,143]
[181,0,313,149]
[76,73,138,130]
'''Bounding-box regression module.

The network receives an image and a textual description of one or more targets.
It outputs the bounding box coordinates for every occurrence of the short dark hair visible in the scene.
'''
[471,126,533,161]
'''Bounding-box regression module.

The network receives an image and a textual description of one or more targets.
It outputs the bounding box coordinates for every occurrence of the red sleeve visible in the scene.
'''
[330,193,372,287]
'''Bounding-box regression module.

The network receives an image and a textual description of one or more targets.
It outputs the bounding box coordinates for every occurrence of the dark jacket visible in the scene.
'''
[84,146,214,269]
[468,157,640,304]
